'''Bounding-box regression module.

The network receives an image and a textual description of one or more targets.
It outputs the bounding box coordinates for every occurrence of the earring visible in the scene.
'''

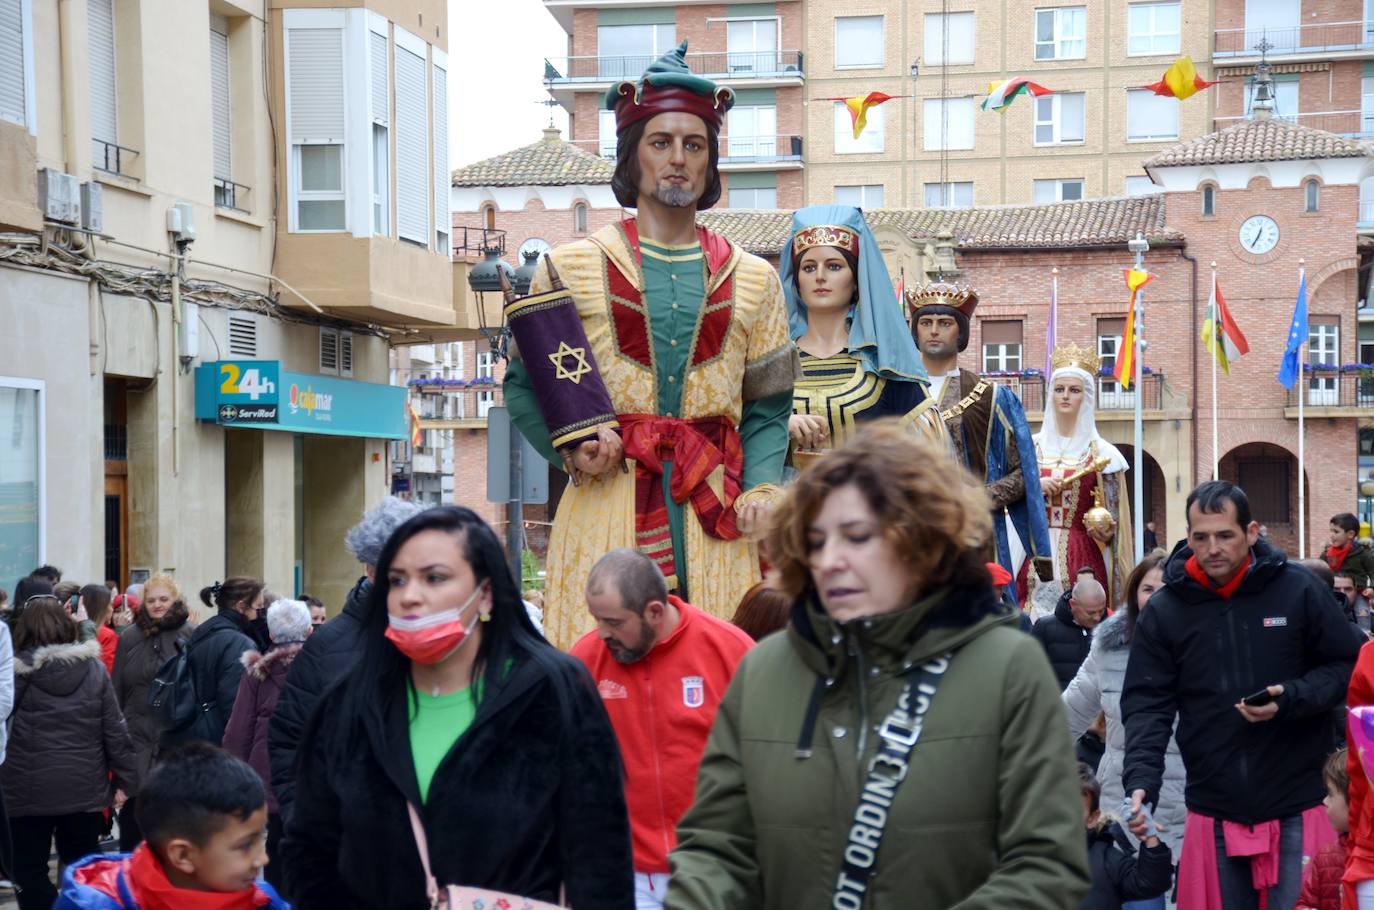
[478,607,491,623]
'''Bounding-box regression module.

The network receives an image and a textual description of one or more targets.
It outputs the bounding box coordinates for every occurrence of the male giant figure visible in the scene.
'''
[907,282,1053,592]
[505,44,796,649]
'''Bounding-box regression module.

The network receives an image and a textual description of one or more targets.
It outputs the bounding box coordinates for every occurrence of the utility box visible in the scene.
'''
[37,168,80,224]
[80,181,103,233]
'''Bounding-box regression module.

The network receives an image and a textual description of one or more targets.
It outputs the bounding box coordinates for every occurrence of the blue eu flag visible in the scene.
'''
[1277,273,1308,390]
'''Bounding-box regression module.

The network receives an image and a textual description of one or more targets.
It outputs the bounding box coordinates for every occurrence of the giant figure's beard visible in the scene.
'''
[654,182,698,208]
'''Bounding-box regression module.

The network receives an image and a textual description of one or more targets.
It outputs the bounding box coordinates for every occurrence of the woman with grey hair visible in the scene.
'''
[224,597,313,892]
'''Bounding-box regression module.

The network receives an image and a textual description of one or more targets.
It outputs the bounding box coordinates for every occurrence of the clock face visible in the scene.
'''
[518,237,551,263]
[1237,215,1279,255]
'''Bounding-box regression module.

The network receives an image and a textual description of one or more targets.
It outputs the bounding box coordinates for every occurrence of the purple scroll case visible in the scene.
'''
[503,276,619,453]
[1352,705,1374,784]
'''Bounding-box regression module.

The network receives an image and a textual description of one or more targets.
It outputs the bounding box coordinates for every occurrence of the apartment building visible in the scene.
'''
[542,0,807,209]
[0,0,476,611]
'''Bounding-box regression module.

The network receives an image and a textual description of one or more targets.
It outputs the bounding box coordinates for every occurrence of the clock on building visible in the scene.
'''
[518,237,552,262]
[1237,215,1280,255]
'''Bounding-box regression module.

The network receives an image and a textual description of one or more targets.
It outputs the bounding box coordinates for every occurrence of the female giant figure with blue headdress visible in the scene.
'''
[778,205,946,464]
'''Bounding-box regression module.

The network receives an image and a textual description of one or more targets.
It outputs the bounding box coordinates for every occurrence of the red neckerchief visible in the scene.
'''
[1185,554,1252,600]
[1325,543,1354,571]
[127,844,272,910]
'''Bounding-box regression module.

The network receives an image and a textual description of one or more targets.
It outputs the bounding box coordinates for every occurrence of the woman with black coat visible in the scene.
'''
[281,506,633,910]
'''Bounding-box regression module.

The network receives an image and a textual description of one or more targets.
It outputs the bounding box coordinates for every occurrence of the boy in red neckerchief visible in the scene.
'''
[54,743,288,910]
[1326,512,1374,608]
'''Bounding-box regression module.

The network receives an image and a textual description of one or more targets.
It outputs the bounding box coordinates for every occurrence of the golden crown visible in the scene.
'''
[904,280,979,318]
[792,225,860,259]
[1050,342,1101,375]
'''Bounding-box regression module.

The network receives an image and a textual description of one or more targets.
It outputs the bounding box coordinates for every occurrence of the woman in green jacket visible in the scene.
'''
[665,421,1091,910]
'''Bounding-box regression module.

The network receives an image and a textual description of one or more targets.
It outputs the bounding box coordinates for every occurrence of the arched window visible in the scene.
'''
[1305,179,1319,213]
[1201,184,1216,217]
[482,205,496,231]
[574,202,588,234]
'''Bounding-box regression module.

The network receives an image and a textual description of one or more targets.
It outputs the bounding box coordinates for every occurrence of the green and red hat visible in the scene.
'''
[604,41,735,134]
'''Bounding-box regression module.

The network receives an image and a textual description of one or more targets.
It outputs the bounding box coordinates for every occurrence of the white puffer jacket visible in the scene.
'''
[1063,610,1187,856]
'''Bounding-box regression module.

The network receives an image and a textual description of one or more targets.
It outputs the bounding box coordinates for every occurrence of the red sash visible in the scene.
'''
[618,414,744,586]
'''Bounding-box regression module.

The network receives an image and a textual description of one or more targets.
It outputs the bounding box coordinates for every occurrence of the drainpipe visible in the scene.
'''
[1180,247,1199,491]
[57,0,83,174]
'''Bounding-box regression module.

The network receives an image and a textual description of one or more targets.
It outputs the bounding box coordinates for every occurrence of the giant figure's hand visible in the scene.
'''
[788,413,828,451]
[568,425,625,482]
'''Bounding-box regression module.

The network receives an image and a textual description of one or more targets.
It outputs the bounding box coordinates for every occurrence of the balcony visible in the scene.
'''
[543,50,803,109]
[1213,21,1374,63]
[985,372,1169,415]
[1284,370,1374,415]
[1213,110,1374,139]
[720,135,804,171]
[411,381,503,428]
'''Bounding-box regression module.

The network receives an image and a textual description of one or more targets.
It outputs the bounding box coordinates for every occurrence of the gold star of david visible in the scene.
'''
[549,341,593,384]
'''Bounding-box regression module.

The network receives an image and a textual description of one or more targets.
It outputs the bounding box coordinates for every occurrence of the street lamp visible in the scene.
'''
[1127,233,1149,563]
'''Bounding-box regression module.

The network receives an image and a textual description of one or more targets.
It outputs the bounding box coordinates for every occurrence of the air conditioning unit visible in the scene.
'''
[37,168,80,224]
[80,182,103,233]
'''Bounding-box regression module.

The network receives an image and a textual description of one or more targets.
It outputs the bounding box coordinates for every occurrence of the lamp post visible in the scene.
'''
[1127,232,1149,563]
[467,245,536,588]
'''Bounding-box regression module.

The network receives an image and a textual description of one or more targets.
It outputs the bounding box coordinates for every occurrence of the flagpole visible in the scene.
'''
[1211,262,1219,482]
[1129,233,1148,564]
[1298,258,1307,557]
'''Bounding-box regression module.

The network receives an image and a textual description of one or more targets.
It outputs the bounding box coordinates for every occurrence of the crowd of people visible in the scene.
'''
[6,40,1374,910]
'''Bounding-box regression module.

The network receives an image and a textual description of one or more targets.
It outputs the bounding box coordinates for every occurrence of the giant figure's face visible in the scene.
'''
[1052,377,1086,421]
[797,247,857,316]
[635,112,711,209]
[915,313,961,359]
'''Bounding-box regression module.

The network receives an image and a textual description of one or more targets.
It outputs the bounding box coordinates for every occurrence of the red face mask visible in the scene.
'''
[384,583,485,665]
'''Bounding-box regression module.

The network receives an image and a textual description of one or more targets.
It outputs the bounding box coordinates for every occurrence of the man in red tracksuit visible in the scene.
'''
[571,548,754,910]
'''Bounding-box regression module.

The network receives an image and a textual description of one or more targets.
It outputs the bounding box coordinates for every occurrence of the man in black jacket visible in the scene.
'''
[1031,576,1106,691]
[1123,480,1365,909]
[267,496,420,825]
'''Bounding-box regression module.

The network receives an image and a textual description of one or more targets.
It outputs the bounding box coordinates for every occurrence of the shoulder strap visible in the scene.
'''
[407,801,442,909]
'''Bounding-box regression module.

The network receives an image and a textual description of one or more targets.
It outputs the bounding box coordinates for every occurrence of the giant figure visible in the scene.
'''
[503,44,796,650]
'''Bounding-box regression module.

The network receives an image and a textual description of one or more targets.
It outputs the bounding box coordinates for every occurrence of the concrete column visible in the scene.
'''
[225,430,295,597]
[303,436,383,613]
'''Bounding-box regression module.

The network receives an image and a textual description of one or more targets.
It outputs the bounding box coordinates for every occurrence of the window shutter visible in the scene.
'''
[0,0,26,127]
[394,42,428,244]
[228,314,258,357]
[89,0,117,145]
[340,331,354,378]
[982,320,1023,345]
[433,60,448,243]
[370,30,388,125]
[287,28,344,143]
[319,326,339,374]
[210,16,231,180]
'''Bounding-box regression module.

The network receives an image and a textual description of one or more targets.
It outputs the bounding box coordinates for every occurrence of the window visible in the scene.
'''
[598,109,617,158]
[1096,318,1133,407]
[573,202,588,233]
[726,18,778,73]
[1125,175,1159,195]
[835,101,885,153]
[1244,0,1299,49]
[727,105,777,158]
[1034,93,1084,145]
[981,321,1024,372]
[924,12,975,65]
[1363,75,1374,135]
[1033,178,1084,202]
[923,97,975,150]
[1035,7,1085,60]
[1202,184,1216,216]
[482,204,495,230]
[433,54,449,253]
[287,22,346,230]
[835,184,885,207]
[0,0,35,131]
[597,23,675,79]
[0,382,42,602]
[1245,75,1298,120]
[370,26,390,236]
[210,16,233,204]
[89,0,119,169]
[727,186,778,208]
[1309,318,1339,405]
[394,31,429,246]
[1127,2,1181,55]
[1126,89,1179,140]
[1305,179,1320,212]
[476,349,496,417]
[923,181,973,207]
[835,16,883,68]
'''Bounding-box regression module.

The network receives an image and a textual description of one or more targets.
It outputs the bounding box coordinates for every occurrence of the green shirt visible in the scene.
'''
[407,682,477,804]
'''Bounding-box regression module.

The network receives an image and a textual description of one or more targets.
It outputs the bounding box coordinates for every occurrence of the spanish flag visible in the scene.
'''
[1115,269,1154,389]
[1142,56,1217,100]
[823,92,906,139]
[407,401,423,447]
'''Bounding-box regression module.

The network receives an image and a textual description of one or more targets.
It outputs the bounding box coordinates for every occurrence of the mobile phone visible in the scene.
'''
[1242,688,1275,707]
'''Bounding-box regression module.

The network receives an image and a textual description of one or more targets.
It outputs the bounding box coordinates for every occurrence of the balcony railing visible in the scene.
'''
[545,50,803,84]
[720,134,803,164]
[1213,110,1374,138]
[1286,371,1374,408]
[983,372,1165,413]
[214,177,251,212]
[411,383,502,422]
[453,226,507,257]
[93,139,139,177]
[1214,20,1374,57]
